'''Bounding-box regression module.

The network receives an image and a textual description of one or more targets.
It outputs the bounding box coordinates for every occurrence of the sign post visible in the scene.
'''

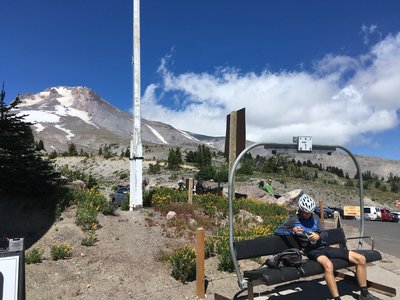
[344,206,361,218]
[0,238,25,300]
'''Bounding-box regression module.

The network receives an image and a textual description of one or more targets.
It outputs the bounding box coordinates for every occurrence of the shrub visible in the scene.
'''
[143,189,155,207]
[169,245,196,283]
[81,231,97,246]
[25,247,44,264]
[73,188,111,230]
[196,165,215,181]
[101,201,118,215]
[213,165,229,182]
[76,204,98,231]
[121,195,130,211]
[194,193,237,217]
[204,238,215,259]
[150,187,186,207]
[218,249,234,272]
[238,198,288,228]
[237,160,254,175]
[215,237,234,272]
[148,162,161,174]
[50,243,72,260]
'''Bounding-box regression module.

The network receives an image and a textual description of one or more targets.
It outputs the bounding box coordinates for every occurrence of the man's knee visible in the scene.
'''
[317,256,334,273]
[350,251,366,265]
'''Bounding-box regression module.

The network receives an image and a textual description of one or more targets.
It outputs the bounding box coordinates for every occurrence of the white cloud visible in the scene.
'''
[352,33,400,110]
[361,24,382,45]
[141,32,400,147]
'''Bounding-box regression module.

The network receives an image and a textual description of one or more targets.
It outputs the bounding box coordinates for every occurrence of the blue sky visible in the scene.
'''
[1,0,400,160]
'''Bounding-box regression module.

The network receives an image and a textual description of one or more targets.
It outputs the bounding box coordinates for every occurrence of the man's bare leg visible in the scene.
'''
[348,251,367,287]
[317,255,340,298]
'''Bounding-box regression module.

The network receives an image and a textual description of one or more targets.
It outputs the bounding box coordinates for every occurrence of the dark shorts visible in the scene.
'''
[307,246,350,261]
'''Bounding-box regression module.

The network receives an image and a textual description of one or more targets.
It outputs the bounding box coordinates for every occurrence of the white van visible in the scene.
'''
[364,206,381,221]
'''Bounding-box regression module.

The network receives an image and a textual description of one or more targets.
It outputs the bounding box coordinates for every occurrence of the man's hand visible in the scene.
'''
[292,226,303,235]
[307,232,320,242]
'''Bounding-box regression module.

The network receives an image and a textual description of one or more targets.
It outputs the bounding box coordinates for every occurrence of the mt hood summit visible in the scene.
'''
[15,86,205,152]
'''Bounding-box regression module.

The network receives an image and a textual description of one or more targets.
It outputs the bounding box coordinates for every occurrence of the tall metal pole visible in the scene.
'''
[130,0,143,210]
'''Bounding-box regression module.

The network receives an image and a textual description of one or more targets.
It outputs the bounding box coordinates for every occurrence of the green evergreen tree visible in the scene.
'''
[196,145,212,168]
[0,84,62,197]
[148,161,161,174]
[34,139,45,151]
[197,164,215,180]
[167,147,183,170]
[124,147,130,158]
[48,150,58,159]
[237,159,253,175]
[185,150,196,163]
[67,143,78,156]
[102,144,112,159]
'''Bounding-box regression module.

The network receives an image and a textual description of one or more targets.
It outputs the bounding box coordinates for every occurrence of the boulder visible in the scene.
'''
[277,189,303,210]
[71,180,86,190]
[236,209,263,227]
[166,211,177,220]
[236,185,268,199]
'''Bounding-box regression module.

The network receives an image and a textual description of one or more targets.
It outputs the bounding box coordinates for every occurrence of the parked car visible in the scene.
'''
[327,206,358,220]
[391,212,400,223]
[314,207,334,219]
[112,185,129,206]
[380,208,395,222]
[363,206,381,221]
[327,206,344,218]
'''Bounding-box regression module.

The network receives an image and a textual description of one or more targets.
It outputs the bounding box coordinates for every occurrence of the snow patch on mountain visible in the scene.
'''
[35,123,45,132]
[177,129,200,142]
[17,92,48,107]
[145,124,168,144]
[55,87,74,105]
[18,110,61,123]
[55,125,74,140]
[54,105,97,128]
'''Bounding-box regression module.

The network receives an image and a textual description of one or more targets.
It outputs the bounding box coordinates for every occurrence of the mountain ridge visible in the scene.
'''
[13,86,400,179]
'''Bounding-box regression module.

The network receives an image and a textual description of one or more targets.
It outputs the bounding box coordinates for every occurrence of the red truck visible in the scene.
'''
[380,208,394,222]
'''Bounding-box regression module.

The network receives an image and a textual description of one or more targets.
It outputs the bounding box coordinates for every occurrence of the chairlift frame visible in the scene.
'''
[228,138,365,290]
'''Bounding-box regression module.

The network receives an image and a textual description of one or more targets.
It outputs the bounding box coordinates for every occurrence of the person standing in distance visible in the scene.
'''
[274,193,381,300]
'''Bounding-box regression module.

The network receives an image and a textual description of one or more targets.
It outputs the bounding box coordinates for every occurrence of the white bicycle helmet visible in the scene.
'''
[298,194,316,213]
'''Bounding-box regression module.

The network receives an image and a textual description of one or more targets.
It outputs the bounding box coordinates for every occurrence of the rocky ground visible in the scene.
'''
[23,205,400,300]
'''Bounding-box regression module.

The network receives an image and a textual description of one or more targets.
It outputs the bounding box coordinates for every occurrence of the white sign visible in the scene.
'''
[0,255,19,300]
[297,136,313,152]
[344,206,360,216]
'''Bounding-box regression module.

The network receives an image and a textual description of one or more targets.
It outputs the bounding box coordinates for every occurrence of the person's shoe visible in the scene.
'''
[359,292,382,300]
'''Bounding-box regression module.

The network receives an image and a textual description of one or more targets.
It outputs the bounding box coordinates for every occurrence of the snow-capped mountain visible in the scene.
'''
[13,86,400,179]
[14,86,212,153]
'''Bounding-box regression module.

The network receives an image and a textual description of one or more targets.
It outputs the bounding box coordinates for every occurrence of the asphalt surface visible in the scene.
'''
[342,219,400,259]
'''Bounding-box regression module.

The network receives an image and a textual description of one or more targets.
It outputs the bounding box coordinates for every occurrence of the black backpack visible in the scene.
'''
[265,248,303,269]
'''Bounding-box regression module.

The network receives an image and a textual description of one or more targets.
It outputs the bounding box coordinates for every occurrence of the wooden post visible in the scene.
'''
[188,178,193,205]
[196,228,205,299]
[319,200,325,224]
[228,111,237,197]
